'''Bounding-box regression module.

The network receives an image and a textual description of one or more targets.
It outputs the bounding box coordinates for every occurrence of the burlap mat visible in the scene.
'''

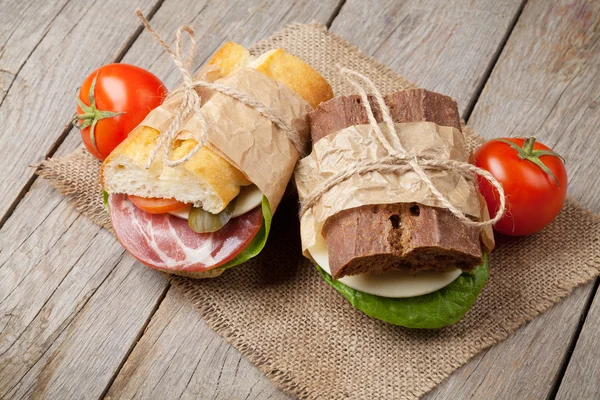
[37,24,600,399]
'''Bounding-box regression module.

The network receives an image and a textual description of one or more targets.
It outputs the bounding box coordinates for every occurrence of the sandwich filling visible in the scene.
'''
[308,233,463,298]
[107,193,271,274]
[102,42,333,276]
[317,256,489,329]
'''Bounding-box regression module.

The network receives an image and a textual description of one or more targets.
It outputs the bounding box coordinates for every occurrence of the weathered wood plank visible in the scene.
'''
[122,0,346,88]
[0,122,170,398]
[329,0,525,117]
[425,0,600,398]
[105,288,291,400]
[469,0,600,212]
[2,242,168,399]
[556,283,600,400]
[0,0,160,224]
[106,1,529,399]
[0,175,169,398]
[426,284,594,399]
[0,0,70,104]
[0,1,342,399]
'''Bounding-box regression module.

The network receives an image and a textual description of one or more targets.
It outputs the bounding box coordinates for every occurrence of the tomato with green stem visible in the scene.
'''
[74,64,167,160]
[474,137,567,236]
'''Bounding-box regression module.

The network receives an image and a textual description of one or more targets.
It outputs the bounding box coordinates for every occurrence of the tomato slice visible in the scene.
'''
[128,195,187,214]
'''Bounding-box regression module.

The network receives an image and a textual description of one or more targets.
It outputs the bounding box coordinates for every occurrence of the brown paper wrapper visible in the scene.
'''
[37,24,600,400]
[295,120,488,254]
[137,67,311,212]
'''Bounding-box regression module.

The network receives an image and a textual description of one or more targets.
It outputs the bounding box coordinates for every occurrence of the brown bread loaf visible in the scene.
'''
[309,89,482,280]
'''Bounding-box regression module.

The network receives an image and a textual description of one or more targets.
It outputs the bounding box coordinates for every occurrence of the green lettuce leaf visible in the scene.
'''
[318,253,489,329]
[102,190,109,210]
[217,196,272,270]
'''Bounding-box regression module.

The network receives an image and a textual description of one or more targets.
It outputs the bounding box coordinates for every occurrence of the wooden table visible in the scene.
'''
[1,0,598,398]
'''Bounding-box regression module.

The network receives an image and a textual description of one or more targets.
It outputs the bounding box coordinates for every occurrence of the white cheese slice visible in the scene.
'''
[167,203,192,219]
[231,185,263,218]
[167,185,262,220]
[307,233,462,298]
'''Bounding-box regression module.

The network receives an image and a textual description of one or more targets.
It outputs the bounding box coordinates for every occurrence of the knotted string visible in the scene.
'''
[135,10,303,169]
[299,67,506,228]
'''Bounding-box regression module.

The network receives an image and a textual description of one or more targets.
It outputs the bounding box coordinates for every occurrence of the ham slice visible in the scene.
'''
[109,194,263,272]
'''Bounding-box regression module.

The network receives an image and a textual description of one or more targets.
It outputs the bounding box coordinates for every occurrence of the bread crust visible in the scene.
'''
[102,43,333,213]
[253,49,333,108]
[101,126,251,211]
[311,90,482,279]
[208,41,251,77]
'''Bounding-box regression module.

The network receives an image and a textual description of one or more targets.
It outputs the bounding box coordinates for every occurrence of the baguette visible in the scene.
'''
[102,43,333,213]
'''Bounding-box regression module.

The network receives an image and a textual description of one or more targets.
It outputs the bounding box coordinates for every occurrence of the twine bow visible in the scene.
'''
[299,67,506,228]
[136,10,304,169]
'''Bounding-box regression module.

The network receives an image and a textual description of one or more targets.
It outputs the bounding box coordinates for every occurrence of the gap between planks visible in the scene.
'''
[548,276,600,399]
[98,282,171,400]
[462,0,528,121]
[96,2,350,396]
[0,0,166,233]
[325,0,347,28]
[0,0,72,110]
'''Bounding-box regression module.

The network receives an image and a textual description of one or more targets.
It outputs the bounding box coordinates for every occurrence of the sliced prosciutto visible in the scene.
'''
[109,194,263,272]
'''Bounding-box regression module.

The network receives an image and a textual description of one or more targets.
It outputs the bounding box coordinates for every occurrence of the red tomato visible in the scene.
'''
[474,137,567,236]
[128,195,187,214]
[74,64,167,160]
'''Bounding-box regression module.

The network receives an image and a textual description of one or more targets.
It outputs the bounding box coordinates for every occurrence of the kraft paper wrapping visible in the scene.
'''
[136,67,311,212]
[38,24,600,400]
[295,121,488,255]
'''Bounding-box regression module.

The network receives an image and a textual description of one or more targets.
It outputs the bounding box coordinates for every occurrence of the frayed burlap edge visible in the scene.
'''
[170,199,600,400]
[35,23,600,400]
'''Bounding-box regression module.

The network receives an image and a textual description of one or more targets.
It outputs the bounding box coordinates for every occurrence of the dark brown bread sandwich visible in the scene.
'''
[298,88,491,329]
[310,89,482,280]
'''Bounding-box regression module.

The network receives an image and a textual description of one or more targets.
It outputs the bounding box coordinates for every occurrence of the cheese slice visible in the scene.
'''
[231,184,264,217]
[168,185,263,220]
[167,203,193,219]
[308,233,462,298]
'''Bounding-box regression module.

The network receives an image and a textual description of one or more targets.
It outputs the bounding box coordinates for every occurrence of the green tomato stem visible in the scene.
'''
[71,72,125,153]
[496,137,564,186]
[522,137,536,155]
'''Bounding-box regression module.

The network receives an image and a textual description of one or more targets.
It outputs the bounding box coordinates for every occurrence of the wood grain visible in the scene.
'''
[556,282,600,400]
[0,1,341,399]
[3,248,168,399]
[0,0,160,224]
[105,1,531,399]
[469,0,600,211]
[425,0,600,398]
[426,284,594,399]
[2,0,597,398]
[330,0,525,117]
[0,0,70,104]
[122,0,346,91]
[105,288,292,400]
[0,173,168,398]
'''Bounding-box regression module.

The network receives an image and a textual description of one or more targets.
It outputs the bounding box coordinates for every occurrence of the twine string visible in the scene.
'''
[135,10,303,169]
[300,68,506,228]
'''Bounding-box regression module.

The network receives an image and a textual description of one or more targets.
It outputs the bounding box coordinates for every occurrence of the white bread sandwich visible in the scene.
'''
[102,42,333,278]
